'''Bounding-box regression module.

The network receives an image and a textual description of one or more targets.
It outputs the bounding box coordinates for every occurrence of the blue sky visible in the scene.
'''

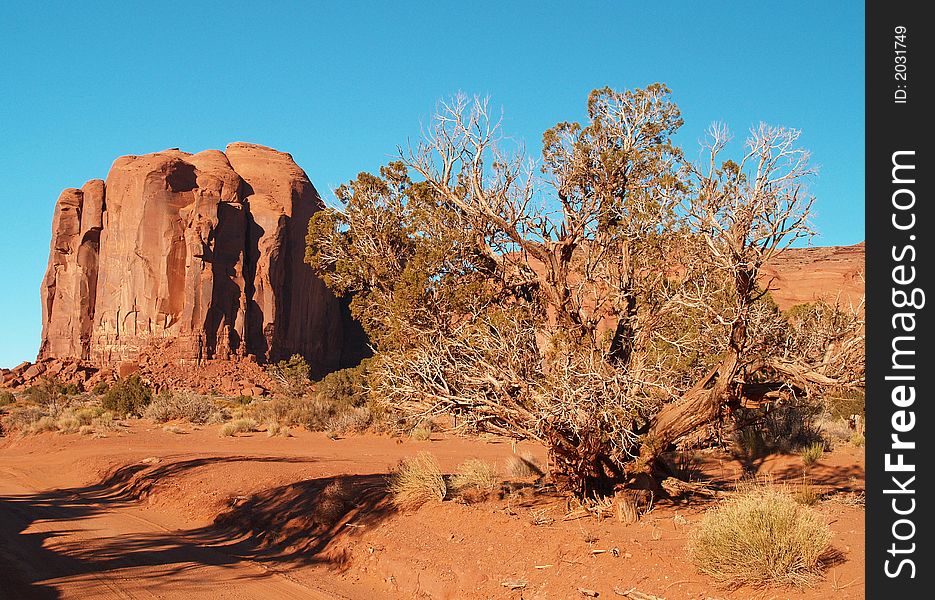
[0,1,864,367]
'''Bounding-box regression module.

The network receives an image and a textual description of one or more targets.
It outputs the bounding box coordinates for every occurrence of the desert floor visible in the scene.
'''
[0,423,864,599]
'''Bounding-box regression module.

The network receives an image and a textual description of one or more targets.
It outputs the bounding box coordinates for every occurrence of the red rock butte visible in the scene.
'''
[38,143,352,377]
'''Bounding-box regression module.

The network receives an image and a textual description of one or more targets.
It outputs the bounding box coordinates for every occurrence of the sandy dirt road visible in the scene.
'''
[0,424,864,600]
[0,461,345,600]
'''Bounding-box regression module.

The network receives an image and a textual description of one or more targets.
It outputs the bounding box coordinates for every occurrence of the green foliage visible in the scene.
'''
[314,359,373,409]
[268,354,311,398]
[101,374,152,417]
[824,388,865,420]
[28,377,67,417]
[306,162,499,353]
[302,84,846,493]
[800,442,824,469]
[0,390,15,407]
[92,381,110,395]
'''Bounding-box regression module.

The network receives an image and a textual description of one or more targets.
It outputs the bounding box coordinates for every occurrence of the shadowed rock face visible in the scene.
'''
[39,143,344,376]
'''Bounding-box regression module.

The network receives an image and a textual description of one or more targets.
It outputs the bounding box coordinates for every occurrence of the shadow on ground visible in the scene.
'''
[0,455,394,598]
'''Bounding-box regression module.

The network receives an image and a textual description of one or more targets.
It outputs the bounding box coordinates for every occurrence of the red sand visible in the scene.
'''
[0,422,864,599]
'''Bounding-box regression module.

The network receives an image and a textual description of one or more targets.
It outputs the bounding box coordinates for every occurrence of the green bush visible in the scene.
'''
[0,390,15,407]
[101,374,152,417]
[314,359,373,409]
[268,354,311,398]
[26,377,67,417]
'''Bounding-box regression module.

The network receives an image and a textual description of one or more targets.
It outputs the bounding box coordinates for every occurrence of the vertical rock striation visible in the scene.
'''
[39,143,345,377]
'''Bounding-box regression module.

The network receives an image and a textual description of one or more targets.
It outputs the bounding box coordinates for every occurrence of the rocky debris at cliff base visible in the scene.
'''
[2,350,276,398]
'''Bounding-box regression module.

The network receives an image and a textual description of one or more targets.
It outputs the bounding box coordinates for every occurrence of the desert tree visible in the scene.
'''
[307,87,862,496]
[638,123,817,466]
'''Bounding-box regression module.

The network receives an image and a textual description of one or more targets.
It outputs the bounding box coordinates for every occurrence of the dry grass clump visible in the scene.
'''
[793,480,821,506]
[144,391,220,424]
[27,416,58,434]
[409,424,433,441]
[0,390,16,407]
[451,459,500,501]
[56,415,81,433]
[265,421,291,437]
[800,442,824,469]
[506,453,544,479]
[219,418,258,437]
[327,406,372,434]
[689,484,833,587]
[849,432,865,447]
[389,452,447,509]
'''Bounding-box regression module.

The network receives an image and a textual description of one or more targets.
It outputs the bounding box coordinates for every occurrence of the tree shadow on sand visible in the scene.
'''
[0,455,395,598]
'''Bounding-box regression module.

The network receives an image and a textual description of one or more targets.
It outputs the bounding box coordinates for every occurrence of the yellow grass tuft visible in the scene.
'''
[409,426,432,441]
[506,453,544,479]
[451,459,500,501]
[800,442,824,469]
[266,421,291,437]
[219,418,258,437]
[389,452,447,509]
[689,484,833,587]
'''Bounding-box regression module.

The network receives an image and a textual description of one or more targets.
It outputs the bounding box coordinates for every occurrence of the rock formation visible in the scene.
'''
[38,143,346,378]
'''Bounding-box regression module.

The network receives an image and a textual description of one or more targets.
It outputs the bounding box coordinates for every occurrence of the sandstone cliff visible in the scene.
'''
[38,143,345,377]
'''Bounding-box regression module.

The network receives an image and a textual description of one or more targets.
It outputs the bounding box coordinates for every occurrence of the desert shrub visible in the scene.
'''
[1,405,44,433]
[219,418,257,437]
[314,359,373,409]
[800,442,824,469]
[733,400,824,463]
[0,390,15,407]
[824,388,864,420]
[409,426,432,441]
[92,411,116,431]
[689,485,833,587]
[78,425,95,435]
[389,452,447,509]
[73,406,100,426]
[506,453,544,479]
[56,415,80,433]
[451,459,500,501]
[289,397,337,431]
[266,421,291,437]
[27,416,57,434]
[101,375,152,417]
[793,480,821,506]
[666,451,704,482]
[143,390,219,424]
[849,432,865,447]
[268,354,311,398]
[25,377,68,417]
[92,381,110,395]
[327,405,372,434]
